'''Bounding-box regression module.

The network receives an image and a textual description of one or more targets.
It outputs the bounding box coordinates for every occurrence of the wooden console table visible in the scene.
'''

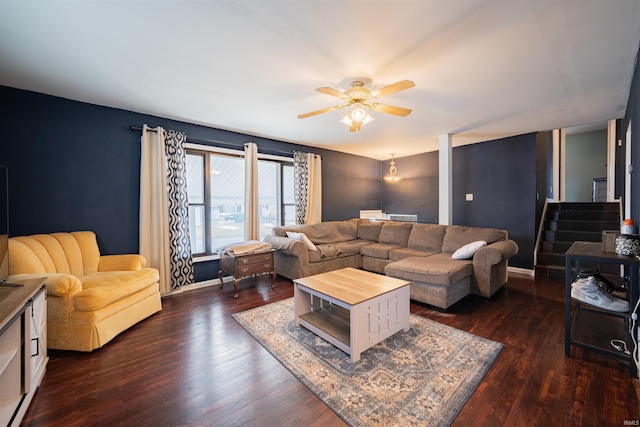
[218,250,276,298]
[564,241,639,377]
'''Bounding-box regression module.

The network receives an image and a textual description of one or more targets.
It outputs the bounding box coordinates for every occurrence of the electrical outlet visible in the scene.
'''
[465,193,473,201]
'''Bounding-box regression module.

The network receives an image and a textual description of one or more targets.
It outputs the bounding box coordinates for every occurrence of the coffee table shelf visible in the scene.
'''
[298,304,350,347]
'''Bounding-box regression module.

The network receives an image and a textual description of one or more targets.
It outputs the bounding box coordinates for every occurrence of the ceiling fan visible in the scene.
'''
[298,79,415,132]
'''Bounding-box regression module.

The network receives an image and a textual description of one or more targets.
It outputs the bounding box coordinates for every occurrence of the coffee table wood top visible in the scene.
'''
[294,267,409,306]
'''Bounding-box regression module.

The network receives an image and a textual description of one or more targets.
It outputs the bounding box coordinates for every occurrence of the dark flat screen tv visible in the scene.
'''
[0,165,8,283]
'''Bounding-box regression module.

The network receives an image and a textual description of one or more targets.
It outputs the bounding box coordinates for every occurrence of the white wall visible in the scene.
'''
[564,129,607,202]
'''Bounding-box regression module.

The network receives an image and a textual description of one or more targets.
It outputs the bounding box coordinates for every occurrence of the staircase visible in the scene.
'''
[535,201,621,282]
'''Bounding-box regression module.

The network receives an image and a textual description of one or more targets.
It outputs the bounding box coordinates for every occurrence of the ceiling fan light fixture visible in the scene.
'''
[299,79,414,132]
[350,106,366,122]
[340,104,373,131]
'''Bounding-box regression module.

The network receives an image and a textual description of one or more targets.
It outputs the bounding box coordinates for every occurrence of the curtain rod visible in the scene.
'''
[129,125,297,157]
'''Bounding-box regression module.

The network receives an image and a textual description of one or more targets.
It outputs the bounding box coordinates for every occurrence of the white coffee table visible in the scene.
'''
[293,267,410,362]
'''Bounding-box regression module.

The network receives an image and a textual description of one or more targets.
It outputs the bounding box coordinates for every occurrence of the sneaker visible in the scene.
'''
[571,280,630,312]
[571,276,598,290]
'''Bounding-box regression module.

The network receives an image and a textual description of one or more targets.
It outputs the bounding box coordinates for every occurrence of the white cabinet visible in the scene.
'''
[0,278,47,427]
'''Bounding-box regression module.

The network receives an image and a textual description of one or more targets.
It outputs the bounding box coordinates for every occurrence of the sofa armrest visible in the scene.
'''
[473,239,519,266]
[98,254,146,272]
[263,235,309,259]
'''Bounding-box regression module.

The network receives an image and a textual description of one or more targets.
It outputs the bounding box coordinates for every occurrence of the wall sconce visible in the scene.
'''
[340,103,373,132]
[384,154,402,182]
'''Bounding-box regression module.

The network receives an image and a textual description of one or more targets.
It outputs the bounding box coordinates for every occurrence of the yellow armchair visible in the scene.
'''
[8,231,162,351]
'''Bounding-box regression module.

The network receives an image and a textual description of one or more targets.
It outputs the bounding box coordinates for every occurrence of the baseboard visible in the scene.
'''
[162,277,231,297]
[508,266,534,276]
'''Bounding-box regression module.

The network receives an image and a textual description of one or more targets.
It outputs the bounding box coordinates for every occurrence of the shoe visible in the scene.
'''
[594,274,629,301]
[571,278,630,312]
[571,276,598,290]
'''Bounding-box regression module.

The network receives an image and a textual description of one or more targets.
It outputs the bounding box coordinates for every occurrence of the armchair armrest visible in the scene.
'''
[7,272,82,297]
[98,254,146,272]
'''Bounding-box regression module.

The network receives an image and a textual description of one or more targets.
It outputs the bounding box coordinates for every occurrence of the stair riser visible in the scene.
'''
[545,220,619,232]
[543,230,602,243]
[547,211,620,222]
[546,202,619,212]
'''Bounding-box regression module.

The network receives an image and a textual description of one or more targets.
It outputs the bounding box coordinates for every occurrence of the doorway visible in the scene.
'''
[560,122,609,202]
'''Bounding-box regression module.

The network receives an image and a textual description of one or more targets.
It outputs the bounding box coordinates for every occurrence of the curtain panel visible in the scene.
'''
[293,151,322,224]
[139,125,194,294]
[244,142,260,241]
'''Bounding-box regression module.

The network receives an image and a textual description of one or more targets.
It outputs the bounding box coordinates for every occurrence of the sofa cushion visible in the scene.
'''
[272,219,357,244]
[385,253,473,287]
[308,240,367,263]
[442,225,506,253]
[378,221,413,246]
[360,243,403,259]
[389,247,437,261]
[407,223,447,252]
[357,219,384,242]
[76,268,159,311]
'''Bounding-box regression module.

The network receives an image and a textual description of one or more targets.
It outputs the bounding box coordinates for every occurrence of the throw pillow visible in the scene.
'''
[286,231,318,251]
[451,240,487,260]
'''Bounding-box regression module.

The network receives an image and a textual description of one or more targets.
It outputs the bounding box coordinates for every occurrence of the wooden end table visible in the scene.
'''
[218,249,276,298]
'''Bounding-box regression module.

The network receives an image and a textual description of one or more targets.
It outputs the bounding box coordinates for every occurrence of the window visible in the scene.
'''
[186,147,293,256]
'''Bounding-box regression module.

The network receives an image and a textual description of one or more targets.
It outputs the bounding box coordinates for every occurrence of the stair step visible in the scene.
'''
[536,202,621,283]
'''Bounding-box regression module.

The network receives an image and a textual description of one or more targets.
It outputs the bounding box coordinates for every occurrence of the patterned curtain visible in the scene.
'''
[294,151,322,224]
[140,125,194,294]
[164,130,194,289]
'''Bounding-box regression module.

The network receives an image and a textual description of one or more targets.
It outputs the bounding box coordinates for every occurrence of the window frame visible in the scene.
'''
[186,143,293,260]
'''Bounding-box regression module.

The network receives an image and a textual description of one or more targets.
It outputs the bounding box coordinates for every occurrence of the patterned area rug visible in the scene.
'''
[232,298,504,427]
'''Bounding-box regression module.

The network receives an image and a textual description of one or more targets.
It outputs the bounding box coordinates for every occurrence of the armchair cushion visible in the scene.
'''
[76,268,160,311]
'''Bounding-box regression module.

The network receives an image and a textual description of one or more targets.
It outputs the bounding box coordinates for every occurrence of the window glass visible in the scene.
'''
[186,154,205,254]
[259,161,278,240]
[210,154,244,249]
[283,165,295,225]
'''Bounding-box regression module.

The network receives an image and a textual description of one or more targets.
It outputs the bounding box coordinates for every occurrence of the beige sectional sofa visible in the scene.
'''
[264,218,518,309]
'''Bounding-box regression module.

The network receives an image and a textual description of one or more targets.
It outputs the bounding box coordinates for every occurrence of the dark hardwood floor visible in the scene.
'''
[21,273,640,427]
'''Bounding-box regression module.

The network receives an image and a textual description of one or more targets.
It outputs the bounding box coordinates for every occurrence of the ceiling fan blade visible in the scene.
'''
[297,105,344,119]
[370,80,415,98]
[371,103,412,117]
[316,87,346,98]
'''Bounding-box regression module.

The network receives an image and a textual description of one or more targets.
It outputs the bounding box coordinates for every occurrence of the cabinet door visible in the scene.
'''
[29,289,47,390]
[0,318,22,426]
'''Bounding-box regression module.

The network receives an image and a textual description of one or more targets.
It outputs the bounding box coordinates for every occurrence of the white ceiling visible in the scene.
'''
[1,0,639,160]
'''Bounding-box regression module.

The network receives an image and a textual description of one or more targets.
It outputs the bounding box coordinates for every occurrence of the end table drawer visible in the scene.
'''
[238,253,273,265]
[238,261,274,276]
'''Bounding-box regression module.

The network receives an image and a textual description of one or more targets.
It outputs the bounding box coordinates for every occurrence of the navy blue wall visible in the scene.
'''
[381,151,439,223]
[0,85,380,282]
[625,43,640,225]
[452,134,537,269]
